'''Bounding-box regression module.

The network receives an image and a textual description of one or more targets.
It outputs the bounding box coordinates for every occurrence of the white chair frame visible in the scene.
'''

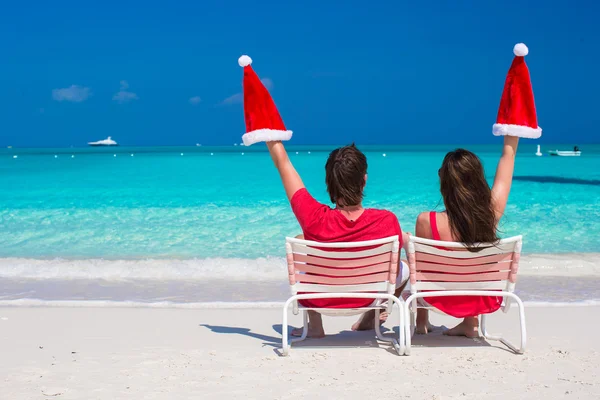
[404,235,526,355]
[283,236,405,356]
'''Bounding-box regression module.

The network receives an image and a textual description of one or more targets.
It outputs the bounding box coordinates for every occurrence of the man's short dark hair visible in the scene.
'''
[325,143,368,207]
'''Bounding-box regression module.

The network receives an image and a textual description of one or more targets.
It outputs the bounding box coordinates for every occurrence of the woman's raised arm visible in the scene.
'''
[491,136,520,220]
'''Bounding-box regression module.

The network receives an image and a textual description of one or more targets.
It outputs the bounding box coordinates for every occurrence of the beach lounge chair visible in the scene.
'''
[404,235,526,355]
[283,235,404,356]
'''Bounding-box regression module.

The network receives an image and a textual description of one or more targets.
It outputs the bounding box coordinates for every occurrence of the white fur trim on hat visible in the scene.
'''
[242,128,293,146]
[493,123,542,139]
[238,55,252,67]
[513,43,529,57]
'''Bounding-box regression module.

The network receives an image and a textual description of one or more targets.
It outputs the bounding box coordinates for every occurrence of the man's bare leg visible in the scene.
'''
[291,310,325,338]
[352,280,408,331]
[351,309,388,331]
[443,316,480,338]
[415,308,435,334]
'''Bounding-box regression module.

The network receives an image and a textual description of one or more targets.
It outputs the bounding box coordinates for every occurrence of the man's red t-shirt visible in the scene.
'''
[290,188,402,308]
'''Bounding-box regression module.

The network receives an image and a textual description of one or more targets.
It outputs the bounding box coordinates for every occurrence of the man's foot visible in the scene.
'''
[443,318,480,338]
[291,311,325,338]
[290,324,325,338]
[351,310,388,331]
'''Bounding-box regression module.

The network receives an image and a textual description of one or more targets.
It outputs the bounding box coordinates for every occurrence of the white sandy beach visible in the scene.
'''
[1,305,599,399]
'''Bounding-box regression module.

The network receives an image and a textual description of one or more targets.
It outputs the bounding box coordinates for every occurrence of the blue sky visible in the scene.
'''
[1,0,598,147]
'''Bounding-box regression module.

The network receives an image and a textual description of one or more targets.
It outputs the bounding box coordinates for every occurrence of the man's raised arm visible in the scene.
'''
[266,141,305,201]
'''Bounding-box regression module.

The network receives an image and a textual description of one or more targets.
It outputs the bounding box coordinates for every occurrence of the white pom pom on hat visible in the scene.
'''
[238,55,252,67]
[513,43,529,57]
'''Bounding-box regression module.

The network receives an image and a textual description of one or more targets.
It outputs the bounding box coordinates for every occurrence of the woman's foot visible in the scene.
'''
[291,311,325,338]
[351,310,388,331]
[444,317,480,338]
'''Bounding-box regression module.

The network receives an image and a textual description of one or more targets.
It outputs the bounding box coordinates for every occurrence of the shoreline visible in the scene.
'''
[1,253,600,306]
[2,299,600,309]
[1,252,599,280]
[2,253,599,309]
[2,274,600,305]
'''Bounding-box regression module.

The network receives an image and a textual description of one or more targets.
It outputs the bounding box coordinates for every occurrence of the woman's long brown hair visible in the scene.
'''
[439,149,499,251]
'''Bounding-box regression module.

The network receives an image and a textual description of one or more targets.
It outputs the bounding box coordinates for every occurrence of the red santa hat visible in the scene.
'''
[238,55,292,146]
[493,43,542,139]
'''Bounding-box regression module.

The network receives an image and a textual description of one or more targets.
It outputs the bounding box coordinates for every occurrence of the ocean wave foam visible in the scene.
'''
[1,298,599,309]
[0,257,287,281]
[0,299,284,308]
[0,253,599,281]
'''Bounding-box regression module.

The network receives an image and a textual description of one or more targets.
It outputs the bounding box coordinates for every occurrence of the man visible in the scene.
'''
[235,55,407,336]
[266,140,409,338]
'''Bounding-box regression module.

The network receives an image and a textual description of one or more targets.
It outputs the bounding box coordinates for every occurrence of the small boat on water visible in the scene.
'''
[88,136,118,147]
[548,146,581,157]
[535,145,542,156]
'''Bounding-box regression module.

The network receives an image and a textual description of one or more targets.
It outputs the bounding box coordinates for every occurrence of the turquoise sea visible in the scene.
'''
[1,144,600,306]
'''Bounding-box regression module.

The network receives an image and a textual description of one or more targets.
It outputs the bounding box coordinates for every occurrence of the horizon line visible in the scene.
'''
[3,142,598,150]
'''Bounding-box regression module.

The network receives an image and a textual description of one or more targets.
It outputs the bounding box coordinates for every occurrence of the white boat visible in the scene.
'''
[548,147,581,157]
[535,145,542,156]
[88,136,118,147]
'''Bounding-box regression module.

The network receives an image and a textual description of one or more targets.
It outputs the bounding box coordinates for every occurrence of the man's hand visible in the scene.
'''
[266,141,305,201]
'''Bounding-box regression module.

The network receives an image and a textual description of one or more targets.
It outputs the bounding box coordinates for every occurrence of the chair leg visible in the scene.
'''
[374,308,384,340]
[404,300,412,355]
[481,296,527,354]
[480,314,500,340]
[290,309,309,344]
[516,298,527,353]
[374,298,404,355]
[410,302,416,337]
[282,303,290,356]
[397,299,405,355]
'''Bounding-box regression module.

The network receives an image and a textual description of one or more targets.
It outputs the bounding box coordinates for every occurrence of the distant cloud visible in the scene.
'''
[52,85,91,102]
[189,96,202,105]
[221,78,273,105]
[113,80,138,103]
[261,78,274,90]
[221,93,243,105]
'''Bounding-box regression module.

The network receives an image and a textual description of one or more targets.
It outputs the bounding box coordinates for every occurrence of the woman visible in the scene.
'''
[415,135,519,337]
